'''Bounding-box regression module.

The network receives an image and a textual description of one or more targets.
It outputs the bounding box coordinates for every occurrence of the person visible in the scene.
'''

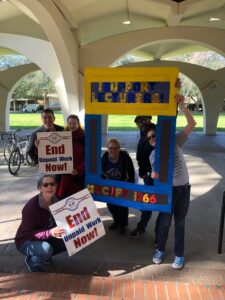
[101,138,135,234]
[26,108,64,164]
[130,117,156,238]
[57,115,85,198]
[150,94,196,269]
[130,79,182,239]
[15,174,66,272]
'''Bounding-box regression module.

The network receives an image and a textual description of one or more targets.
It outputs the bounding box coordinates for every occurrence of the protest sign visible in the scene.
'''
[37,131,73,174]
[49,189,105,256]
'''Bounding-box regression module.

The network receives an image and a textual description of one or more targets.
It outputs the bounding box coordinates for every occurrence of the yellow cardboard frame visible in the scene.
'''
[85,67,179,116]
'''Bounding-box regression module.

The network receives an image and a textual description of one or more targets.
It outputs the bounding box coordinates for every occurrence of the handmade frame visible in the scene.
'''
[85,67,179,213]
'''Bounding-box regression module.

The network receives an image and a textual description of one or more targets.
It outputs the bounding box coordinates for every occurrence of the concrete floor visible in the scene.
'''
[0,131,225,280]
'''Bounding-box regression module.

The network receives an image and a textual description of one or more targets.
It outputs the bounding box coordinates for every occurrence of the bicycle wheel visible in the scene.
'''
[8,149,21,176]
[3,140,14,163]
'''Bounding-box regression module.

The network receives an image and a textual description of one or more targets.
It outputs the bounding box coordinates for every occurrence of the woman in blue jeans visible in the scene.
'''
[15,174,66,272]
[148,94,196,269]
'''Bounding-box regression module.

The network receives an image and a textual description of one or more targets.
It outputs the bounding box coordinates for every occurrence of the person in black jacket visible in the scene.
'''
[26,108,64,164]
[102,138,135,234]
[130,117,156,238]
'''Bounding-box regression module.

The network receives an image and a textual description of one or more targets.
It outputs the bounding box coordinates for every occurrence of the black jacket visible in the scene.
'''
[136,130,154,178]
[101,150,135,183]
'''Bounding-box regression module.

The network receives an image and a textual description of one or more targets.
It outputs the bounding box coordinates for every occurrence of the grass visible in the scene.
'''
[9,112,225,132]
[108,113,225,132]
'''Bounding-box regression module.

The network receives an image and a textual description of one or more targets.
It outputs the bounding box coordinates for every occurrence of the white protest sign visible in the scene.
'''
[37,131,73,174]
[49,189,105,256]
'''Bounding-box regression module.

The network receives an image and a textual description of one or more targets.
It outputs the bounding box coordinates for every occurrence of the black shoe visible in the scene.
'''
[119,226,126,235]
[25,257,44,272]
[129,227,145,238]
[108,221,119,230]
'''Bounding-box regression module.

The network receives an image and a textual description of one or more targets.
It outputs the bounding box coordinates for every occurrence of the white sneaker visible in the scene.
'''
[172,256,184,270]
[152,250,165,264]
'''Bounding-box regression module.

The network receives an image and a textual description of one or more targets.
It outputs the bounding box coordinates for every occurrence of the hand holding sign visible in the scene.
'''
[51,227,66,239]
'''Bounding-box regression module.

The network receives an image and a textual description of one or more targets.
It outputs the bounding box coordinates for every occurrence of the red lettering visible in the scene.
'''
[72,212,83,225]
[149,194,157,204]
[45,163,67,172]
[136,192,144,202]
[74,237,82,248]
[95,185,102,195]
[46,145,51,154]
[65,215,75,229]
[73,228,98,249]
[109,187,115,196]
[122,189,128,198]
[81,236,87,244]
[45,144,65,155]
[81,207,91,221]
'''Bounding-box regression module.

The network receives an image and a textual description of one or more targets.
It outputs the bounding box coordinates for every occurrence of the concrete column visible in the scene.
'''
[201,81,225,135]
[102,115,108,134]
[10,0,80,121]
[0,88,9,131]
[0,64,39,132]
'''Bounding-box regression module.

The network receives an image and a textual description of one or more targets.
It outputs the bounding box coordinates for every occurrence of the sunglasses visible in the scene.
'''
[148,134,156,140]
[42,182,56,187]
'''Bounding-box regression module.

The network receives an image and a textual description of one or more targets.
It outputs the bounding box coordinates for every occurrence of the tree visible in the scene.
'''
[12,71,55,100]
[0,55,55,100]
[0,55,30,70]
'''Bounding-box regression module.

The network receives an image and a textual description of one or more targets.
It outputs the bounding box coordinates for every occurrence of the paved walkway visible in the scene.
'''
[0,131,225,299]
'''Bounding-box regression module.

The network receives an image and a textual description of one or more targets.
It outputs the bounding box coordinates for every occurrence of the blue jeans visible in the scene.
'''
[157,184,190,257]
[19,237,66,268]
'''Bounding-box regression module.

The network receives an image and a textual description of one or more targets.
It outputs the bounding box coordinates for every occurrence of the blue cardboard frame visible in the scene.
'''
[85,114,176,213]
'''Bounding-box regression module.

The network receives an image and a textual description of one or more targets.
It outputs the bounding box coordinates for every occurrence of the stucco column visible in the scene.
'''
[11,0,80,121]
[201,81,225,135]
[0,88,9,131]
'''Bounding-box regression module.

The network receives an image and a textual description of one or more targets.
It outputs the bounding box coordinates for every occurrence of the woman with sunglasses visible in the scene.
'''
[15,174,66,272]
[148,94,196,270]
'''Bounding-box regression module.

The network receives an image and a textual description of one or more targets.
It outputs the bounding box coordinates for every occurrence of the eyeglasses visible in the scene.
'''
[42,182,56,187]
[108,147,119,150]
[148,134,156,140]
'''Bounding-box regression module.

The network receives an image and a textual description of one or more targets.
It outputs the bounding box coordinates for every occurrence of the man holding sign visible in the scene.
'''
[26,108,64,164]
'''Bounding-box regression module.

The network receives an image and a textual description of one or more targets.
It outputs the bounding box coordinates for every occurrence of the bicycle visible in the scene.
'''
[1,132,17,163]
[7,134,35,175]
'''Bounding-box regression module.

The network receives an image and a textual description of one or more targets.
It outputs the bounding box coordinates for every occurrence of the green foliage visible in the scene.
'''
[0,55,55,100]
[0,55,30,70]
[12,71,55,100]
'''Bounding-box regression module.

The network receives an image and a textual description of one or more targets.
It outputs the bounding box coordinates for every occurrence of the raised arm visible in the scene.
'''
[175,94,197,136]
